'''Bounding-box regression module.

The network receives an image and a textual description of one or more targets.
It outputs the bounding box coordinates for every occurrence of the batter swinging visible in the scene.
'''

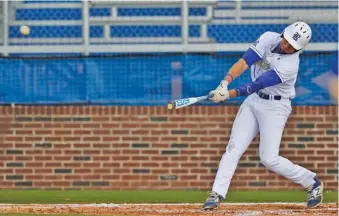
[202,21,323,210]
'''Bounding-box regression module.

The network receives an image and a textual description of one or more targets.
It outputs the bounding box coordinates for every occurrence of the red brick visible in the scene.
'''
[179,150,196,155]
[151,156,168,161]
[44,123,62,128]
[103,175,120,180]
[83,124,101,128]
[161,137,178,141]
[83,150,100,154]
[35,130,52,135]
[74,169,91,174]
[26,150,43,155]
[83,175,101,180]
[64,163,81,167]
[54,156,72,161]
[101,123,119,128]
[34,156,52,161]
[83,163,100,167]
[64,137,81,141]
[15,156,32,161]
[182,163,198,168]
[26,175,43,180]
[0,169,13,174]
[122,175,140,181]
[54,144,71,148]
[181,137,198,142]
[34,182,52,187]
[83,137,101,141]
[45,150,62,154]
[317,137,335,141]
[327,156,338,161]
[103,136,120,141]
[26,162,43,167]
[317,150,335,155]
[15,144,31,148]
[6,136,23,141]
[53,181,71,186]
[317,123,335,128]
[45,137,62,142]
[64,150,81,155]
[180,175,197,180]
[62,123,81,128]
[54,130,72,135]
[36,169,52,174]
[286,130,305,135]
[15,130,33,135]
[45,162,62,167]
[74,130,92,135]
[14,169,32,174]
[93,156,110,161]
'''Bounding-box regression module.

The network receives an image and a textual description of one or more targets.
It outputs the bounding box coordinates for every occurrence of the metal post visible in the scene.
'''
[3,1,8,56]
[181,0,188,52]
[82,0,89,56]
[235,0,241,23]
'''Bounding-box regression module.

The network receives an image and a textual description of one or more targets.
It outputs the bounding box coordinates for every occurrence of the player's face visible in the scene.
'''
[280,38,297,54]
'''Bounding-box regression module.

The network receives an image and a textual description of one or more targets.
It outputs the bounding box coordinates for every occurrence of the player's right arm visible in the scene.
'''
[223,32,271,84]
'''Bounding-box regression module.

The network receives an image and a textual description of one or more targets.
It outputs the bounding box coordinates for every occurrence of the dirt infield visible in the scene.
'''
[0,203,337,216]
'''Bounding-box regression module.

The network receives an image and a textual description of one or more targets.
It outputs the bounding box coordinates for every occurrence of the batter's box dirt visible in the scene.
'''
[0,203,337,216]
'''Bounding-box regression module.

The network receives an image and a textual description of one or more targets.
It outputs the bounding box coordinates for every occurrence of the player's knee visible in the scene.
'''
[260,155,279,169]
[223,151,241,163]
[224,142,242,162]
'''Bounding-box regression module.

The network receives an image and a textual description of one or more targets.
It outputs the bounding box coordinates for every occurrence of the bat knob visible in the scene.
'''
[167,101,176,110]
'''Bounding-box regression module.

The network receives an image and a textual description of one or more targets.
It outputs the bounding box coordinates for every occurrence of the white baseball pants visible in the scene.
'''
[212,93,316,199]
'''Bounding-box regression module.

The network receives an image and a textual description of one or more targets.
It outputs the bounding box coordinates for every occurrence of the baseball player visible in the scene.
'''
[202,21,323,210]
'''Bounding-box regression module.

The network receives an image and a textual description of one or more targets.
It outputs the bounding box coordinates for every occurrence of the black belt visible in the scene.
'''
[257,92,283,100]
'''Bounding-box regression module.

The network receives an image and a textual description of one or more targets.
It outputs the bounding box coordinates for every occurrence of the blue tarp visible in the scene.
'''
[0,53,335,105]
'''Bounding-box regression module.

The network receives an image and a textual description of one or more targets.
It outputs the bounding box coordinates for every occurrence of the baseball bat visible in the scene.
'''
[167,94,213,110]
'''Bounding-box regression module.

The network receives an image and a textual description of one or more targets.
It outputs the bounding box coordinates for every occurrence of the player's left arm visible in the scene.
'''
[210,69,283,102]
[228,69,282,98]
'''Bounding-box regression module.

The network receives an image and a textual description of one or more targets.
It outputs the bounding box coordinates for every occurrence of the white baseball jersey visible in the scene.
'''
[250,31,300,98]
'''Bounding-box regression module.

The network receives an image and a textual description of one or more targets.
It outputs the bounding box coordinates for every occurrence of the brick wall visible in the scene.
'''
[0,105,337,190]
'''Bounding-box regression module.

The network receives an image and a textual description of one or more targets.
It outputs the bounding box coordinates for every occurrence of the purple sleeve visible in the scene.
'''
[242,48,262,66]
[235,69,282,96]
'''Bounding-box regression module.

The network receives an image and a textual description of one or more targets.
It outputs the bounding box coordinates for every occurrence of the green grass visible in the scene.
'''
[0,190,336,204]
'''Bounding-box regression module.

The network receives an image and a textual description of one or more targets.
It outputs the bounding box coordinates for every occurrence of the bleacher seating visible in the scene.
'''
[0,0,336,54]
[8,1,338,41]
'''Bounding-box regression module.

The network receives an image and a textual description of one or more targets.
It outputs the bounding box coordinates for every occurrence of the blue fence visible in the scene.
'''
[0,52,335,105]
